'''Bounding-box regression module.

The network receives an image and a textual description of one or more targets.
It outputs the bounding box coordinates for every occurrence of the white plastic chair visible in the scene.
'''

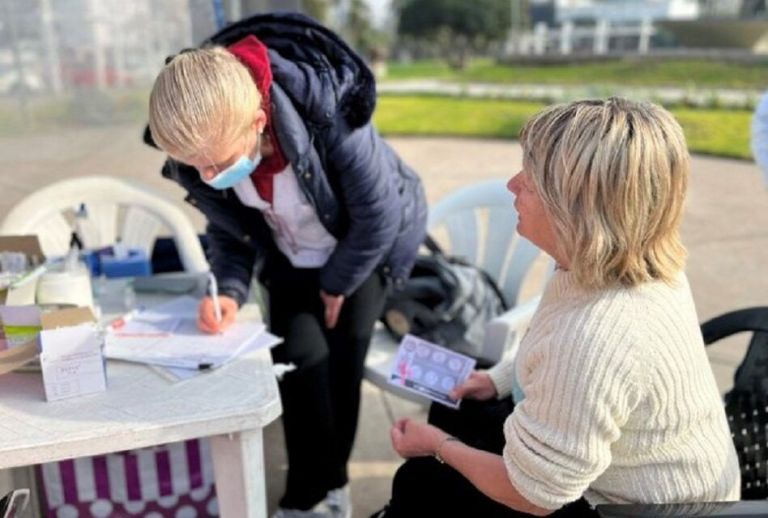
[364,179,553,403]
[0,176,210,516]
[0,176,208,273]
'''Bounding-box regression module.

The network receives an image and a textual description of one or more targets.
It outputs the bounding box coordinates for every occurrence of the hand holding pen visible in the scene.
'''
[208,272,222,323]
[197,273,238,334]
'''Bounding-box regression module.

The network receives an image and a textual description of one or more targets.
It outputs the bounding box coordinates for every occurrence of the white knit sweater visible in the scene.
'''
[487,270,741,510]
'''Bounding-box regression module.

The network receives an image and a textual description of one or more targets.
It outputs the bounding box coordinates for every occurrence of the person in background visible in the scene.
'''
[751,90,768,188]
[374,98,740,517]
[145,13,427,518]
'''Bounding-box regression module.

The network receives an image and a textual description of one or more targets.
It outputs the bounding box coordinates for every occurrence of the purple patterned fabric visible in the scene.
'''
[36,439,218,517]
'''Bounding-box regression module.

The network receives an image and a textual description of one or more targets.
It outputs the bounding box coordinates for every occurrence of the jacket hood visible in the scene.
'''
[205,12,376,129]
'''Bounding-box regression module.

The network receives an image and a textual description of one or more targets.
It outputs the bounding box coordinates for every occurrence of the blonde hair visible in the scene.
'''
[519,97,689,289]
[148,46,261,159]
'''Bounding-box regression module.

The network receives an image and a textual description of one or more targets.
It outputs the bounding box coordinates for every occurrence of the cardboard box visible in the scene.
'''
[0,339,38,376]
[0,305,41,374]
[83,247,152,278]
[0,305,107,402]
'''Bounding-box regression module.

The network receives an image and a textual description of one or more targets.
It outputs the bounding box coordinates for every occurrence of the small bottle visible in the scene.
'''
[74,203,100,249]
[64,232,81,272]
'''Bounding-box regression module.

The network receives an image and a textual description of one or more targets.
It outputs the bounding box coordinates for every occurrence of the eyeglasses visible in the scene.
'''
[0,488,30,518]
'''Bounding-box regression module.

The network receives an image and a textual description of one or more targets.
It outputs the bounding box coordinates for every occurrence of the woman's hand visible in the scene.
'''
[390,418,449,459]
[450,371,498,401]
[320,290,345,329]
[198,295,238,333]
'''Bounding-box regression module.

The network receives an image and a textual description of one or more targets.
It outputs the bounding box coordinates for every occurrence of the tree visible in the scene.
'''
[397,0,511,68]
[345,0,374,54]
[303,0,332,25]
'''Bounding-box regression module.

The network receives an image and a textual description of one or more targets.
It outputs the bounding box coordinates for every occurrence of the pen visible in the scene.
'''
[114,332,172,338]
[208,272,222,324]
[109,307,141,331]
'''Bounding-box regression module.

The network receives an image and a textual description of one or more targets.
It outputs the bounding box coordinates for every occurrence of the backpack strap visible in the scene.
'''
[423,234,446,257]
[422,234,508,311]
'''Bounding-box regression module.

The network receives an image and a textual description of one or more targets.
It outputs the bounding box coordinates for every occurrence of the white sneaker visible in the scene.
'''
[271,507,330,518]
[324,485,352,518]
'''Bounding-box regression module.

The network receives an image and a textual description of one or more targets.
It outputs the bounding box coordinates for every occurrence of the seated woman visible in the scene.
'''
[377,98,741,517]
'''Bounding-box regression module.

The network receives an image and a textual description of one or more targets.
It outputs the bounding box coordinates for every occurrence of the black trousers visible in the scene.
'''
[383,398,598,518]
[265,253,388,510]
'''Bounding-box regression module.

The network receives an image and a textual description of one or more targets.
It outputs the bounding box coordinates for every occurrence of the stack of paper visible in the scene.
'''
[104,296,281,380]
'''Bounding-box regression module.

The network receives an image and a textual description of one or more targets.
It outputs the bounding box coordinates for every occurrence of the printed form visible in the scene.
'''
[104,296,278,372]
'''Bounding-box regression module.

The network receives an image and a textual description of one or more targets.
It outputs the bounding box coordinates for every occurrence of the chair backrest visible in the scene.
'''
[0,176,209,273]
[427,179,550,308]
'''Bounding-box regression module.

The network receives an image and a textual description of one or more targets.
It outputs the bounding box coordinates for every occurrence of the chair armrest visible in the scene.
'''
[480,295,541,366]
[595,501,768,517]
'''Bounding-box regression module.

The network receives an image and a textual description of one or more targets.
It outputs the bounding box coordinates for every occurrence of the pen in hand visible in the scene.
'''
[208,272,222,324]
[198,275,238,334]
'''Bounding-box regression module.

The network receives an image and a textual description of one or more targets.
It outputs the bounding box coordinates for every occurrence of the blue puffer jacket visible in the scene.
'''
[147,12,427,306]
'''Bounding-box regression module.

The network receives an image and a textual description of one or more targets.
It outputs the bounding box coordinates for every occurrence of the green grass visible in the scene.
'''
[385,58,768,89]
[0,90,752,160]
[374,96,545,138]
[672,108,752,159]
[0,98,70,135]
[0,88,149,136]
[374,95,753,159]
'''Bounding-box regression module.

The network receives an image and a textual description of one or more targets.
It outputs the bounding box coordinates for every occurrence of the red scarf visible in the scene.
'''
[228,35,288,204]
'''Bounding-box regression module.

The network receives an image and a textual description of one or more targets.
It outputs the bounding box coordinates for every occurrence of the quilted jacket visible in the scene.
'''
[145,12,427,305]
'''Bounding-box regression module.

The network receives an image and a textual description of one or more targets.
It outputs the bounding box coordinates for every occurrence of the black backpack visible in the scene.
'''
[381,236,508,365]
[702,307,768,499]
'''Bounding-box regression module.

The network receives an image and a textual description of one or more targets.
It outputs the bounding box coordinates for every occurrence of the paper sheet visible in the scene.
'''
[388,334,476,409]
[158,331,283,382]
[104,296,269,370]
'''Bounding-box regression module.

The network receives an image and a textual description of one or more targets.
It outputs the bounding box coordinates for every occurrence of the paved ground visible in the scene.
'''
[0,124,767,516]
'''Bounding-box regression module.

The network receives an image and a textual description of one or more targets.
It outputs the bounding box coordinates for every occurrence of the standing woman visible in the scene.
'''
[377,98,740,517]
[145,13,427,518]
[751,89,768,188]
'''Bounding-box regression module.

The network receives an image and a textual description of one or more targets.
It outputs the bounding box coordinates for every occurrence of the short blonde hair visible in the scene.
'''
[148,46,261,159]
[520,98,689,289]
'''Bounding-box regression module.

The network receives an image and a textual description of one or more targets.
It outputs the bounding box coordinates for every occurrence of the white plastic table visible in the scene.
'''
[0,284,282,518]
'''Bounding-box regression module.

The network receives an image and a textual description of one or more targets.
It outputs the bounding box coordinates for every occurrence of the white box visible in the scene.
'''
[39,307,106,402]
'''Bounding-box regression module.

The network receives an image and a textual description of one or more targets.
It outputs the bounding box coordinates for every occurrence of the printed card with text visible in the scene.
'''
[39,322,106,402]
[388,334,476,408]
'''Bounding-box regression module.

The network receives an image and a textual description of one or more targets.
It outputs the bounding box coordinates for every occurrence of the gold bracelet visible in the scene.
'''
[434,436,460,464]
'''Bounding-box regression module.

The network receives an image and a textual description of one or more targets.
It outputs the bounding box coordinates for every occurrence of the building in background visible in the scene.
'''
[512,0,768,56]
[512,0,698,56]
[552,0,699,24]
[660,0,768,53]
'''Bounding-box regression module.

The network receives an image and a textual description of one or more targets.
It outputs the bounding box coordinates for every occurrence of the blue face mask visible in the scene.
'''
[204,136,262,190]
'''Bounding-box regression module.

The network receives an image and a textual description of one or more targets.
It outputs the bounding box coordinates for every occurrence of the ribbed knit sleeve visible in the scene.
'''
[487,356,516,399]
[499,271,741,510]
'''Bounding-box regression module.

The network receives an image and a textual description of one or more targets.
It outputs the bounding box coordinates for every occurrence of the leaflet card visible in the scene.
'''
[388,334,476,409]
